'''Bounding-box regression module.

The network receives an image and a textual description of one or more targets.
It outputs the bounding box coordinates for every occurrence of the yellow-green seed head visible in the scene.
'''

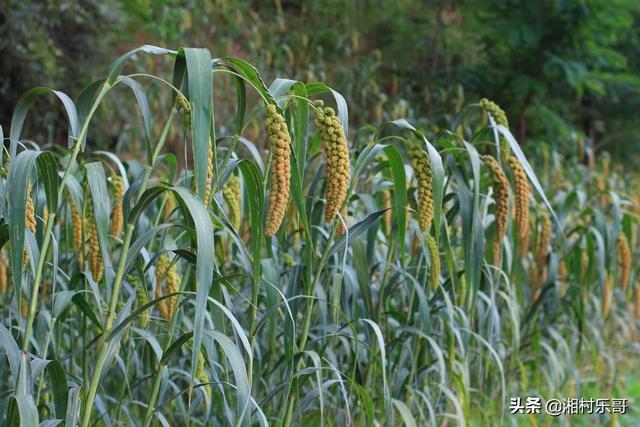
[426,234,440,290]
[222,175,241,230]
[617,233,631,290]
[86,192,103,282]
[479,98,510,160]
[111,176,124,237]
[481,155,510,265]
[315,101,350,222]
[264,104,291,236]
[408,140,433,233]
[507,156,530,258]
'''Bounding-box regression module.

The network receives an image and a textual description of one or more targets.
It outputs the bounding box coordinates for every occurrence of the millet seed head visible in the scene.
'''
[617,233,631,290]
[481,155,510,265]
[408,140,433,233]
[479,98,510,160]
[315,104,350,222]
[86,192,104,282]
[507,156,530,259]
[264,104,291,236]
[426,234,440,290]
[111,175,124,237]
[70,198,84,266]
[222,175,241,230]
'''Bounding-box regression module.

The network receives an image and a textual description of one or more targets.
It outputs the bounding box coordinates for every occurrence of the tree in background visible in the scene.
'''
[468,0,640,156]
[0,1,120,140]
[2,0,638,161]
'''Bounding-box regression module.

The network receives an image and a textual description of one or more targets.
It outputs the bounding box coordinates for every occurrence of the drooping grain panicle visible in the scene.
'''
[134,279,150,328]
[601,274,613,318]
[382,189,392,234]
[264,103,292,236]
[190,140,214,202]
[155,255,179,321]
[0,250,6,294]
[111,175,124,237]
[531,209,552,295]
[176,92,191,130]
[25,185,36,234]
[426,234,440,290]
[23,184,36,265]
[163,192,176,220]
[222,174,241,230]
[70,197,84,265]
[204,140,215,204]
[507,155,531,258]
[481,155,510,265]
[196,351,211,402]
[407,140,433,233]
[86,192,104,282]
[479,98,510,160]
[617,233,631,290]
[314,100,350,222]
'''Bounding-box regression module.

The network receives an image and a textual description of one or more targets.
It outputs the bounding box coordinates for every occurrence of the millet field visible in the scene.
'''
[1,2,640,426]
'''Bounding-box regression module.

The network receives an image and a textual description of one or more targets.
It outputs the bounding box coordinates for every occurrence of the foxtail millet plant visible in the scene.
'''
[508,155,531,258]
[264,103,292,236]
[407,140,433,232]
[222,174,241,230]
[163,192,176,220]
[315,101,350,222]
[204,141,215,204]
[426,234,440,290]
[69,197,84,265]
[196,351,211,402]
[111,175,124,237]
[479,97,510,160]
[155,255,179,321]
[86,192,103,282]
[533,209,552,291]
[23,186,36,265]
[135,281,150,329]
[0,251,6,294]
[617,233,631,290]
[481,155,510,265]
[602,274,613,318]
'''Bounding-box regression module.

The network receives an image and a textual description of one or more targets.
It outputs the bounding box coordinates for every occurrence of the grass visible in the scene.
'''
[0,45,638,426]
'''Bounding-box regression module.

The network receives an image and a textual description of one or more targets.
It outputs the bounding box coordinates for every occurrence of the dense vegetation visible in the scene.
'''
[0,42,638,426]
[2,1,640,159]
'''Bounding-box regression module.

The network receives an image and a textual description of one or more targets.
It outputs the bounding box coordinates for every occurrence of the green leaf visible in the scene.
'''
[170,186,215,397]
[383,146,407,258]
[182,48,213,201]
[9,88,78,157]
[329,210,387,257]
[0,323,20,382]
[205,331,250,425]
[224,57,277,105]
[106,45,174,84]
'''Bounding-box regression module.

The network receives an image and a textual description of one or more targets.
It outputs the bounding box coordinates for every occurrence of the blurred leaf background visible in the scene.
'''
[2,0,639,160]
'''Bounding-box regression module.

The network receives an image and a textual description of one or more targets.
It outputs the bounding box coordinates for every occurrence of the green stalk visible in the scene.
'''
[80,109,176,427]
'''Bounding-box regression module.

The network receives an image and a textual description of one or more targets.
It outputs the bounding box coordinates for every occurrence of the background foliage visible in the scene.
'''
[2,0,639,159]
